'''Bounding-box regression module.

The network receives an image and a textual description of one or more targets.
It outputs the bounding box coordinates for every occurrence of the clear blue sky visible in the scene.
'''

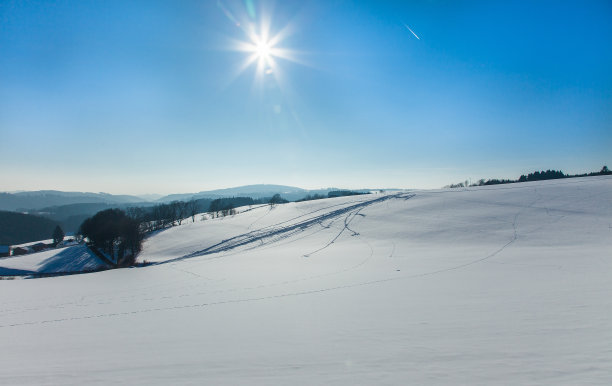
[1,0,610,194]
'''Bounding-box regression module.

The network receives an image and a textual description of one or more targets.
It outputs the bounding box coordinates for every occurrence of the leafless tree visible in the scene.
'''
[188,199,198,222]
[170,201,188,225]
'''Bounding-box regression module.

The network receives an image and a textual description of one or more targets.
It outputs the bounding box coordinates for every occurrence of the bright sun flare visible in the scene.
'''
[255,39,271,60]
[224,6,304,89]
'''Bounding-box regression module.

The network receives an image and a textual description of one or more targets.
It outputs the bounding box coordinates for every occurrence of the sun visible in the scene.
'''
[255,38,271,60]
[219,2,307,94]
[224,15,303,87]
[248,33,276,71]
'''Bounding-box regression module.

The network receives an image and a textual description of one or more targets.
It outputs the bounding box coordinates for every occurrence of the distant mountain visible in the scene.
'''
[0,186,372,210]
[0,191,144,211]
[157,184,339,203]
[136,194,164,201]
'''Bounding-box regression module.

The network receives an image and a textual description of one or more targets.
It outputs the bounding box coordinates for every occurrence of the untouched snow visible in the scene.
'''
[1,176,611,385]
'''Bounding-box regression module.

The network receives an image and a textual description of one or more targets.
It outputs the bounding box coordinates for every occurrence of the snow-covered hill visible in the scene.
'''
[1,176,611,385]
[0,244,108,276]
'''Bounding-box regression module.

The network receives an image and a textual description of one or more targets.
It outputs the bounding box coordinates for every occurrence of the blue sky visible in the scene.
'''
[1,0,610,194]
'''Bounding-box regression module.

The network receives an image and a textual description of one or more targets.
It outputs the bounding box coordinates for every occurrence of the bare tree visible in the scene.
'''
[171,201,189,225]
[188,199,198,222]
[126,206,146,222]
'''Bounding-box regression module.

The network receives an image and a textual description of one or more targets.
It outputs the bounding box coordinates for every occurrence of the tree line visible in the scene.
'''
[446,166,611,188]
[297,190,368,202]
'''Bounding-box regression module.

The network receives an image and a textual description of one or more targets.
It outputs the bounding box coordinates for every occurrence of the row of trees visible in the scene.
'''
[296,191,367,202]
[327,190,367,198]
[124,199,211,233]
[209,197,257,217]
[208,195,291,217]
[518,169,566,182]
[446,166,611,188]
[296,193,327,202]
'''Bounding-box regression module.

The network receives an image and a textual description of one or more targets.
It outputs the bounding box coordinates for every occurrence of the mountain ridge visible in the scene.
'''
[0,185,372,212]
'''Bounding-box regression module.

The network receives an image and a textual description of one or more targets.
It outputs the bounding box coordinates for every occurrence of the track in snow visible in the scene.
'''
[156,193,414,265]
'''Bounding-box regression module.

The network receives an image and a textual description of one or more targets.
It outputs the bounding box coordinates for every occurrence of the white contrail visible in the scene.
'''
[404,24,420,40]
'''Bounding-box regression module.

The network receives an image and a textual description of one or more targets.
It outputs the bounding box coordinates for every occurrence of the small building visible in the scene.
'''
[11,247,29,256]
[30,243,51,252]
[0,245,9,258]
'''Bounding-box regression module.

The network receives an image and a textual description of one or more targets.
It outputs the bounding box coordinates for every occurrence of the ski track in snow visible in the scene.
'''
[157,193,408,265]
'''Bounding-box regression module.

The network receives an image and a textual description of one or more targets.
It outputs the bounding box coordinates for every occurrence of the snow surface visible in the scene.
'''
[1,176,611,385]
[0,244,108,275]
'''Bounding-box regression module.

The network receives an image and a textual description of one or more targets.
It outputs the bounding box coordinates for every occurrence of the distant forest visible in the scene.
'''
[297,190,368,202]
[0,211,59,245]
[446,166,611,188]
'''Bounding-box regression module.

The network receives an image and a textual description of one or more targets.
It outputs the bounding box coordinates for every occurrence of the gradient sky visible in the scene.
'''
[1,0,611,195]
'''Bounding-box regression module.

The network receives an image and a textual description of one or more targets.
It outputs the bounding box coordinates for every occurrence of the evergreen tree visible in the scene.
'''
[52,225,65,246]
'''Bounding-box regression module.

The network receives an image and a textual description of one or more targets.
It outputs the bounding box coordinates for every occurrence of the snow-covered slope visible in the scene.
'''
[0,244,109,275]
[1,176,611,385]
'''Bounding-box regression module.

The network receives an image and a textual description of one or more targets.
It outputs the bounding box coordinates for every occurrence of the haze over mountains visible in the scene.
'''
[0,191,144,212]
[158,184,344,203]
[0,185,353,212]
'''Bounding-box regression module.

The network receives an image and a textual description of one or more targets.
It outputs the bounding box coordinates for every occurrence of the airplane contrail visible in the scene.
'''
[404,24,420,40]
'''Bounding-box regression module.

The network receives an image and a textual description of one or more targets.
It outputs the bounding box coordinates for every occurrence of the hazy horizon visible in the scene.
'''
[1,1,610,195]
[2,167,610,197]
[0,182,392,197]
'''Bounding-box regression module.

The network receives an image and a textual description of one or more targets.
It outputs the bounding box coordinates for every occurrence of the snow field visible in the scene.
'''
[0,176,611,385]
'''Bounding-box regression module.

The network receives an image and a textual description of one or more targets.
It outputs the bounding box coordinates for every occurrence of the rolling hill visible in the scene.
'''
[0,191,144,211]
